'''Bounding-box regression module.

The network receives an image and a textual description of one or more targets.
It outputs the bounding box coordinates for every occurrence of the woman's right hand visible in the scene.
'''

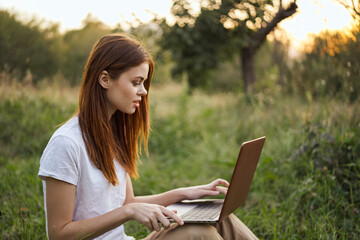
[124,203,184,232]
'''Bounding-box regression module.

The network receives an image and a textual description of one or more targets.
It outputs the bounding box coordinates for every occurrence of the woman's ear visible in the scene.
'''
[98,70,111,89]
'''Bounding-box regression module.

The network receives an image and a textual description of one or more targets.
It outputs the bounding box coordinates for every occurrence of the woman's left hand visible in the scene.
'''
[180,178,230,200]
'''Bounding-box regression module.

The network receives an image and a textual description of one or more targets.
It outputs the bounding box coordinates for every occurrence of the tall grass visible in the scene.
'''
[0,78,359,239]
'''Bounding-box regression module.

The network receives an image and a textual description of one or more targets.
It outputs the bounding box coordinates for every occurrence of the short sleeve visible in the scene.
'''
[38,135,80,186]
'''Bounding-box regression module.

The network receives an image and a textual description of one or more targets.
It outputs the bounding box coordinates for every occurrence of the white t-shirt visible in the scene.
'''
[38,116,134,240]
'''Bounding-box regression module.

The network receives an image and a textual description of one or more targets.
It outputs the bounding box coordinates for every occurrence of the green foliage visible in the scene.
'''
[204,37,288,94]
[0,156,46,239]
[206,57,242,93]
[0,10,59,81]
[61,15,112,85]
[160,1,232,88]
[160,0,283,91]
[0,95,76,159]
[0,84,76,239]
[288,25,360,102]
[289,120,360,239]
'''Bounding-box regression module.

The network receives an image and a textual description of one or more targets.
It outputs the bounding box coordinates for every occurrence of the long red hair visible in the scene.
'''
[78,34,153,185]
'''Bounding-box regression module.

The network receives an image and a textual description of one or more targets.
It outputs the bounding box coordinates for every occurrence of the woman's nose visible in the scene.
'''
[138,85,147,96]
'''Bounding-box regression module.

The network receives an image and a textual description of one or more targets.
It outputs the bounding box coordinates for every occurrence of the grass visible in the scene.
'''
[0,78,359,239]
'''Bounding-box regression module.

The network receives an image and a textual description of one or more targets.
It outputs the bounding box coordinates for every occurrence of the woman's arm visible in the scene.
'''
[45,177,183,239]
[124,174,229,207]
[46,177,130,239]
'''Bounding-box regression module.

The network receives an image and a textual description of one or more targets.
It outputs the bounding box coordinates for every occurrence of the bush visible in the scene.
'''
[291,120,360,238]
[0,97,76,158]
[288,26,360,103]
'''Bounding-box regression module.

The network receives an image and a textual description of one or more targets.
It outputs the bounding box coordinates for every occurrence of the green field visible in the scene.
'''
[1,80,359,239]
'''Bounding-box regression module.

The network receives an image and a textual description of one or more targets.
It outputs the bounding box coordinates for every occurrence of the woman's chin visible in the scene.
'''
[126,108,137,114]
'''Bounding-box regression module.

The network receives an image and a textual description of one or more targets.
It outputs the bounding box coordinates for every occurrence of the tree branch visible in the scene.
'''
[336,0,360,19]
[353,0,360,16]
[251,1,298,50]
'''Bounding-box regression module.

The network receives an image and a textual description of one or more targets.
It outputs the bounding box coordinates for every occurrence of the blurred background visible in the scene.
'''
[0,0,359,239]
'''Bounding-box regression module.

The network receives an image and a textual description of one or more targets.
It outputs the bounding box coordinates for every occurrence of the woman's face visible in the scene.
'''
[105,62,149,116]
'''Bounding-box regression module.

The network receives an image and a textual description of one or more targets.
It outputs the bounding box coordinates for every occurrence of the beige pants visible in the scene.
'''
[142,214,258,240]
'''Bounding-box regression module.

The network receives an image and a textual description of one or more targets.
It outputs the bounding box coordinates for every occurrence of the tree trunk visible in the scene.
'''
[239,2,298,93]
[241,47,256,94]
[273,33,285,86]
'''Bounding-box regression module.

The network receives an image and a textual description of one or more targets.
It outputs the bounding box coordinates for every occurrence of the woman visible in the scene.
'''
[38,34,258,239]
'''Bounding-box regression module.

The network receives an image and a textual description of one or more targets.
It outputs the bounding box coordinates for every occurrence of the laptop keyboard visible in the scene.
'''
[180,201,223,220]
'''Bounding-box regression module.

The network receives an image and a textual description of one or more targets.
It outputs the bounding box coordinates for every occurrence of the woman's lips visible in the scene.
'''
[133,100,141,108]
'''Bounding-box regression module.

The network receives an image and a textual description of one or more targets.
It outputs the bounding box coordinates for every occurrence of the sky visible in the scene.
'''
[0,0,354,48]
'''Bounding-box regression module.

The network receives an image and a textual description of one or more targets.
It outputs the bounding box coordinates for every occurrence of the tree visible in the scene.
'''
[61,14,111,85]
[160,0,297,93]
[0,10,60,81]
[335,0,360,19]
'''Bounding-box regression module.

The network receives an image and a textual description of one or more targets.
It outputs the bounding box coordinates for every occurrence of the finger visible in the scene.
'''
[214,178,230,187]
[206,179,226,190]
[164,209,178,215]
[162,207,184,226]
[200,189,220,197]
[157,210,171,230]
[215,186,228,195]
[144,219,154,232]
[150,216,161,232]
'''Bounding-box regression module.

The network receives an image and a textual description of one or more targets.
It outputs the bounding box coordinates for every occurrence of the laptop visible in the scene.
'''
[167,136,266,223]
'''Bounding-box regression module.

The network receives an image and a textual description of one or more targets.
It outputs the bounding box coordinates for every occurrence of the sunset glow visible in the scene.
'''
[0,0,355,49]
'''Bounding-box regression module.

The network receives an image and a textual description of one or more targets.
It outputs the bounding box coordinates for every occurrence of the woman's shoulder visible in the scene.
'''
[39,116,83,185]
[52,116,83,144]
[43,116,85,156]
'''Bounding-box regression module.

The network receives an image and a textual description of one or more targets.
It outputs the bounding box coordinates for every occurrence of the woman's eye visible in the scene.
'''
[133,81,140,86]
